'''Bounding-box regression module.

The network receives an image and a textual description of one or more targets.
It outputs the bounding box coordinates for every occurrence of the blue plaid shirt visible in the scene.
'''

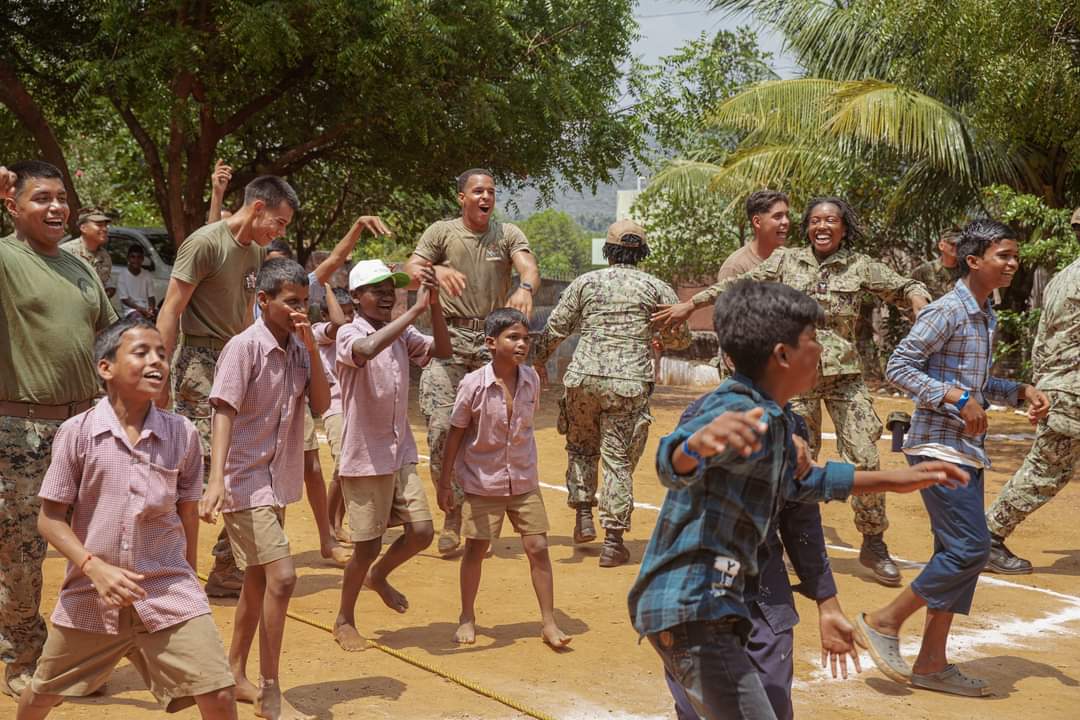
[886,280,1022,467]
[627,375,854,637]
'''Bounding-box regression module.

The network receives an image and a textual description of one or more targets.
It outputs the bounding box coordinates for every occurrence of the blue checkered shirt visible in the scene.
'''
[886,280,1022,467]
[627,376,854,637]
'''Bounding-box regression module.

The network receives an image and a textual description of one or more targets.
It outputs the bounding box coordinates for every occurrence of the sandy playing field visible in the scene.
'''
[35,385,1080,719]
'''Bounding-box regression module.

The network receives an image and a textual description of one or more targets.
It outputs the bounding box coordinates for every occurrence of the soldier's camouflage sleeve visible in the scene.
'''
[689,247,786,308]
[533,275,585,367]
[657,280,691,351]
[860,258,931,308]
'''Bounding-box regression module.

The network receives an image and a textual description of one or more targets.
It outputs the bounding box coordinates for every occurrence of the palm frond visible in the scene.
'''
[709,78,842,138]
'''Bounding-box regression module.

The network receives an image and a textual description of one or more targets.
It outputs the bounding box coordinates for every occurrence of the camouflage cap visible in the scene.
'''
[77,207,111,225]
[1071,207,1080,226]
[606,219,646,247]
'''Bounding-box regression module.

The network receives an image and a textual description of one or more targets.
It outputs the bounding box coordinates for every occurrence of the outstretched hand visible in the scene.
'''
[894,461,969,492]
[819,603,862,679]
[211,159,232,194]
[651,301,694,332]
[353,215,392,237]
[687,406,768,460]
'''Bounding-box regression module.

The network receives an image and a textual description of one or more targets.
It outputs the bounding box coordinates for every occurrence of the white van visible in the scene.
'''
[105,227,174,311]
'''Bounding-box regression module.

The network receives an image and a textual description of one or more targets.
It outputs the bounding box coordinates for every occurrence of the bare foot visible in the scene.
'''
[233,675,259,704]
[333,621,368,652]
[541,623,572,650]
[334,528,350,544]
[453,619,477,644]
[321,542,351,567]
[363,572,409,613]
[255,680,315,720]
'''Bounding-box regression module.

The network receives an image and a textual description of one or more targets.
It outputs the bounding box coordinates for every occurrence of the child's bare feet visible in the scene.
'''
[255,680,315,720]
[364,571,408,613]
[233,674,259,704]
[453,619,477,644]
[541,623,572,649]
[321,542,352,567]
[332,620,368,652]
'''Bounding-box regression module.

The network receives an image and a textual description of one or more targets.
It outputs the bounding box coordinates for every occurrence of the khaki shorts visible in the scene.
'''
[223,506,290,570]
[341,464,432,542]
[303,406,319,452]
[31,610,232,712]
[463,489,550,540]
[324,412,344,462]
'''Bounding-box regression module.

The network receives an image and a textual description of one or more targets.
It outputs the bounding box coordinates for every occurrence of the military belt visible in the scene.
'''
[447,317,485,332]
[0,399,94,420]
[182,335,227,351]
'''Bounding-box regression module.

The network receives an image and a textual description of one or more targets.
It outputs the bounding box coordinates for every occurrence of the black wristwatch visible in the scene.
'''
[519,282,536,295]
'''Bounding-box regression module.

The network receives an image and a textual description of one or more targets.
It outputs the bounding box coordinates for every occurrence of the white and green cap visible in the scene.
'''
[348,259,411,291]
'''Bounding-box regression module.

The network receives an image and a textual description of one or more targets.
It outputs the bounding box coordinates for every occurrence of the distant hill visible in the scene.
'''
[501,165,641,233]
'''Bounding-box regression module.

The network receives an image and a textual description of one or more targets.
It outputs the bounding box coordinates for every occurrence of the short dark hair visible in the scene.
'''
[800,196,864,246]
[266,238,294,259]
[8,160,64,198]
[955,219,1018,277]
[485,307,528,339]
[457,168,494,193]
[127,242,144,256]
[321,287,353,312]
[745,190,789,221]
[602,242,650,265]
[244,175,300,212]
[257,257,309,297]
[714,280,824,382]
[94,315,160,365]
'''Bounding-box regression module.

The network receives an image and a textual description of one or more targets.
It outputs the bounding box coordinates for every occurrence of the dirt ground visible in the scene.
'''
[35,385,1080,719]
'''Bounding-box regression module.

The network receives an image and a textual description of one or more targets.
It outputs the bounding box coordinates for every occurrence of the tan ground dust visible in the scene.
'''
[32,386,1080,719]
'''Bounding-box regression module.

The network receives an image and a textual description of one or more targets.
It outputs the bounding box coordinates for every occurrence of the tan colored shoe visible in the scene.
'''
[438,506,463,556]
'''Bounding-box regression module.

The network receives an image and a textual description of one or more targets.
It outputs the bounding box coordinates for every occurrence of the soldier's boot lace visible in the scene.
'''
[599,528,630,568]
[859,533,902,587]
[985,534,1032,575]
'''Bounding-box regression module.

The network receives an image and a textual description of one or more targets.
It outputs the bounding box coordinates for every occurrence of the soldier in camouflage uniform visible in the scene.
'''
[654,197,930,586]
[534,220,690,567]
[985,216,1080,573]
[405,169,541,556]
[910,230,961,301]
[0,162,117,697]
[59,206,114,297]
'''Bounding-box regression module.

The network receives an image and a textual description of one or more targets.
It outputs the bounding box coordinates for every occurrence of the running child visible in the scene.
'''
[18,316,235,719]
[331,260,449,651]
[858,220,1049,697]
[630,280,968,719]
[438,308,571,649]
[199,258,330,720]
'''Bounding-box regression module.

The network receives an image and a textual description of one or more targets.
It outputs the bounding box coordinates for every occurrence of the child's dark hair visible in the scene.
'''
[320,287,352,313]
[955,219,1017,277]
[257,257,309,297]
[94,315,159,365]
[714,280,824,382]
[457,168,494,192]
[800,196,864,246]
[8,160,64,197]
[485,307,528,339]
[602,242,650,265]
[745,189,789,221]
[127,242,144,256]
[266,238,294,259]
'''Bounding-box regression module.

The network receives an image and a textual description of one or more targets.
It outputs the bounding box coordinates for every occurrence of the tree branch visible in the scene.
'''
[111,96,174,239]
[215,57,316,139]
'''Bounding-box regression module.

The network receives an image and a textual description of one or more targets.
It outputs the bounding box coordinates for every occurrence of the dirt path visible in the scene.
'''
[37,386,1080,718]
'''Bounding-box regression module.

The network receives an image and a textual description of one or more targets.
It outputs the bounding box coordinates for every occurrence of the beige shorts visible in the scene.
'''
[463,489,550,540]
[303,406,319,452]
[31,610,232,712]
[324,412,344,462]
[341,463,433,542]
[223,505,290,570]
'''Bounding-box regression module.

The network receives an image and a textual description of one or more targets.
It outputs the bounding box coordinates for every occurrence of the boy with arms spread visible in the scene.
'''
[332,260,449,651]
[438,308,571,649]
[859,220,1049,696]
[199,258,330,720]
[18,317,235,719]
[630,281,968,720]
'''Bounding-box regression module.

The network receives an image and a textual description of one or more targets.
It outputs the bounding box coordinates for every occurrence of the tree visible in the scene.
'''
[517,209,591,278]
[1,1,642,245]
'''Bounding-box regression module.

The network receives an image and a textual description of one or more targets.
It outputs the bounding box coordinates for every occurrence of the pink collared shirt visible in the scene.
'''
[210,318,310,511]
[312,322,342,418]
[450,363,540,496]
[336,314,432,477]
[38,399,209,635]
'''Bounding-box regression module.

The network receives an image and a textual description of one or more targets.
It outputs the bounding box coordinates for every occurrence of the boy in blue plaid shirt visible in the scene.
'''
[629,280,968,720]
[858,220,1049,697]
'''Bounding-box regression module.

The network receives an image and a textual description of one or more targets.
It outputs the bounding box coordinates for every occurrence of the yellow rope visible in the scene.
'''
[198,573,558,720]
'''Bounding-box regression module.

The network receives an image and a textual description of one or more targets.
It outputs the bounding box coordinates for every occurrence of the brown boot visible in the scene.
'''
[205,559,244,598]
[859,533,901,587]
[598,529,630,568]
[573,505,597,544]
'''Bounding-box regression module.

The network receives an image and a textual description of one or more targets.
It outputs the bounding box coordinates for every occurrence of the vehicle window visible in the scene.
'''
[144,232,176,265]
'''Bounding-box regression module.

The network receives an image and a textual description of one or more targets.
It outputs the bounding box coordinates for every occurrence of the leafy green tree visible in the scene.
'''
[517,209,591,278]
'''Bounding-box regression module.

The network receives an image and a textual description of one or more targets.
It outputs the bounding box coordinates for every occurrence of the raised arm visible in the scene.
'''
[206,159,232,223]
[533,277,583,370]
[312,216,392,286]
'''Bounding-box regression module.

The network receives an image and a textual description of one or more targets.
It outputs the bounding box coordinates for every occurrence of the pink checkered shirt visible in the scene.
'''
[450,363,540,496]
[38,399,209,634]
[313,321,342,418]
[336,314,432,477]
[210,318,311,511]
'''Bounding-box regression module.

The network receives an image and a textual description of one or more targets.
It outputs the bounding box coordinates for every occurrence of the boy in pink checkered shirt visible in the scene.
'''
[18,316,236,719]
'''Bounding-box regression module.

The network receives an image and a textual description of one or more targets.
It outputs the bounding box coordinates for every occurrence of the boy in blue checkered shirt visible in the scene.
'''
[629,280,968,720]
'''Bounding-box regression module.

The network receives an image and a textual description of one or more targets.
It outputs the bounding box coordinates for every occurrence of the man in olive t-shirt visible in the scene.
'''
[404,168,541,555]
[0,161,117,698]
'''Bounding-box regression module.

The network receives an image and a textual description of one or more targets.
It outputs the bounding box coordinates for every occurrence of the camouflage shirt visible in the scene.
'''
[1031,256,1080,406]
[60,237,113,289]
[534,264,691,383]
[910,258,957,300]
[691,246,930,378]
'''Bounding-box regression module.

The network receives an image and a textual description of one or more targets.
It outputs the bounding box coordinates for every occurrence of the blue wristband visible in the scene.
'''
[681,437,704,466]
[956,390,971,410]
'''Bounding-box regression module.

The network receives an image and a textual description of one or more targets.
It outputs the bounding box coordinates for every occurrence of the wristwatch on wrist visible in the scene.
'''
[955,390,971,410]
[519,281,536,295]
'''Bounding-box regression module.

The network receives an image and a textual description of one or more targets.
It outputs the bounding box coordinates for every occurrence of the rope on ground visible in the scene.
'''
[197,572,558,720]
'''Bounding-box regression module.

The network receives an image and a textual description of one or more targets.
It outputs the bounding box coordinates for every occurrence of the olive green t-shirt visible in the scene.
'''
[171,221,266,341]
[0,234,118,404]
[413,218,531,320]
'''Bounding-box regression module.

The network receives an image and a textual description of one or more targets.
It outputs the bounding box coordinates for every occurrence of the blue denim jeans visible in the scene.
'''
[649,618,777,720]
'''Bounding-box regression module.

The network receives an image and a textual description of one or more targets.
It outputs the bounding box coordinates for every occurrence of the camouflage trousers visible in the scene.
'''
[173,343,235,567]
[0,415,60,685]
[559,373,653,531]
[792,373,886,536]
[419,326,490,508]
[986,391,1080,538]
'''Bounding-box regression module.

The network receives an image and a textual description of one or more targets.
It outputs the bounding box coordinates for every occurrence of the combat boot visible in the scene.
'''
[985,535,1032,574]
[204,559,244,598]
[573,504,597,544]
[859,533,901,587]
[598,529,630,568]
[438,505,463,556]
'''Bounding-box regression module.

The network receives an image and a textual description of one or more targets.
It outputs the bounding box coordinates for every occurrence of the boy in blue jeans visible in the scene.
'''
[629,280,968,720]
